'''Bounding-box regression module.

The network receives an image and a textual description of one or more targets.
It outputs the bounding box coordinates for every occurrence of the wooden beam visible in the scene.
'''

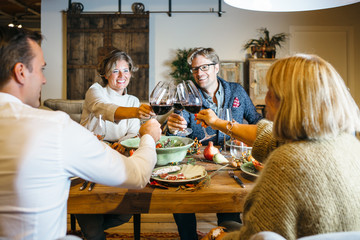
[7,0,40,16]
[0,10,13,18]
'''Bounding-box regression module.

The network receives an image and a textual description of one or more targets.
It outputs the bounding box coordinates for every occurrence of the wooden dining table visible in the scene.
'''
[67,149,257,239]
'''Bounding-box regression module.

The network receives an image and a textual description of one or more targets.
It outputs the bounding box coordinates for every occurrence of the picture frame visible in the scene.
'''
[219,61,245,88]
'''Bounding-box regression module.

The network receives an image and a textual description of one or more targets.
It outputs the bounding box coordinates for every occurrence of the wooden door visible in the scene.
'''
[66,13,149,100]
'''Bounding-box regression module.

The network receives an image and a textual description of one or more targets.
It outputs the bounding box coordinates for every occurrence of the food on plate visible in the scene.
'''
[108,142,125,154]
[203,141,220,161]
[156,143,163,148]
[152,165,181,176]
[232,155,264,172]
[213,153,229,164]
[180,165,205,179]
[129,149,135,156]
[152,165,206,181]
[251,158,264,171]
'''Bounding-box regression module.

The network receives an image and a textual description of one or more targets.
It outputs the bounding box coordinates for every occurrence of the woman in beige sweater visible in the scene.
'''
[196,54,360,240]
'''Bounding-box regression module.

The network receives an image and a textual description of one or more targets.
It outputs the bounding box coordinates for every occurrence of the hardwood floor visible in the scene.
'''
[68,213,217,233]
[67,213,217,234]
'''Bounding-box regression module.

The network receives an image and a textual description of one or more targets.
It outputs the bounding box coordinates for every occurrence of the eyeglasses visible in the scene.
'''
[190,63,216,73]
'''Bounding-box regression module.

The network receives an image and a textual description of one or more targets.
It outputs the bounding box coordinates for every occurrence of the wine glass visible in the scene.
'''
[183,80,216,143]
[149,81,174,117]
[219,108,233,154]
[173,81,193,137]
[89,114,106,141]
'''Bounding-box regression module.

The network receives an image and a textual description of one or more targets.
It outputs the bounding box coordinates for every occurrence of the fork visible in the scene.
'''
[228,170,245,188]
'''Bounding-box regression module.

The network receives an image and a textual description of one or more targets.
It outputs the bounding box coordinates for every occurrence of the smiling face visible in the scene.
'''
[191,55,219,93]
[106,59,132,95]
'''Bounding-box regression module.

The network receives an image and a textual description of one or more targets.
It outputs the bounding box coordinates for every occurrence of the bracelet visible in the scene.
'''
[225,119,236,138]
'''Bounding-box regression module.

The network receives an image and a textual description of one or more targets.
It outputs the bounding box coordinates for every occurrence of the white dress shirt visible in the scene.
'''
[80,83,140,142]
[0,93,157,240]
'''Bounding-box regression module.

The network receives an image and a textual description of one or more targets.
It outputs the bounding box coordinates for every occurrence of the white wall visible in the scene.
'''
[41,0,360,105]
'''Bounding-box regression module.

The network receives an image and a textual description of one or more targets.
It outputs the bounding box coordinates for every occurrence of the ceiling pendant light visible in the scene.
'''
[224,0,360,12]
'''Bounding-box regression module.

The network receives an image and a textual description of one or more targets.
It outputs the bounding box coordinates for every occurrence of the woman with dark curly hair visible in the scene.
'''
[80,49,155,142]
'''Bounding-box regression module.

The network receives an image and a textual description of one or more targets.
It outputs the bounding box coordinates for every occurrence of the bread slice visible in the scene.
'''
[180,165,205,179]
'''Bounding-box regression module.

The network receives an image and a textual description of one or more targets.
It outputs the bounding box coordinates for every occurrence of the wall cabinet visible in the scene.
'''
[245,59,276,106]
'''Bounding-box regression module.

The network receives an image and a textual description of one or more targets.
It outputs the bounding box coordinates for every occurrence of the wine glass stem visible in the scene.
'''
[202,127,209,137]
[223,135,226,151]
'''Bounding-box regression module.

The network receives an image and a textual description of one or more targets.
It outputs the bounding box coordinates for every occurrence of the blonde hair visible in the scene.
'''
[267,54,360,141]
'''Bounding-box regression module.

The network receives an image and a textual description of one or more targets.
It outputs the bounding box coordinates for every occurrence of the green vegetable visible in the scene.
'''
[213,153,229,164]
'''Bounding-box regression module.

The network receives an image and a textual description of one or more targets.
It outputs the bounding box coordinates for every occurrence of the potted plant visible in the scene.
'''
[243,28,288,58]
[170,48,195,84]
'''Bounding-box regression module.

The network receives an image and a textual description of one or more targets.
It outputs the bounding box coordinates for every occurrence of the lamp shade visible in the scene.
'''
[224,0,360,12]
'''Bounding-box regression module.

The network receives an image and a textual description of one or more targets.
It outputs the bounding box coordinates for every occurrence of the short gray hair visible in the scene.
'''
[187,47,220,65]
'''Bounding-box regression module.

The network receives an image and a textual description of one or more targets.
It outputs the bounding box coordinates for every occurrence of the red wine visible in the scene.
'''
[173,102,184,111]
[184,104,201,114]
[151,104,173,115]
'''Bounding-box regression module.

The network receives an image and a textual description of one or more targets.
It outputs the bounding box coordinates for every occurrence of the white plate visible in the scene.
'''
[151,165,207,183]
[240,162,260,177]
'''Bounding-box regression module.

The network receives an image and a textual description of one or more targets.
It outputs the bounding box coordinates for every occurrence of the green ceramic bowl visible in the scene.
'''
[120,136,194,166]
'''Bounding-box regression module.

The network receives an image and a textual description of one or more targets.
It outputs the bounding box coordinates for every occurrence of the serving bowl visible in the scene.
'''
[121,136,194,166]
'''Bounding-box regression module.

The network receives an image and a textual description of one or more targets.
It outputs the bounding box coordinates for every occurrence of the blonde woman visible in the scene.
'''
[196,54,360,240]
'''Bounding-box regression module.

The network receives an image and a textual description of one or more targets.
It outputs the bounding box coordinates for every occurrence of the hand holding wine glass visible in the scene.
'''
[183,80,215,143]
[149,81,174,117]
[172,81,193,136]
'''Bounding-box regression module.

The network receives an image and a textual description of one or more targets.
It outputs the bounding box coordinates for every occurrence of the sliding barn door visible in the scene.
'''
[66,13,149,100]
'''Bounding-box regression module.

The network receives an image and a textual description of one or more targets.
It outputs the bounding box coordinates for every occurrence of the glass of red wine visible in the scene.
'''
[183,80,216,142]
[173,81,192,136]
[149,81,174,117]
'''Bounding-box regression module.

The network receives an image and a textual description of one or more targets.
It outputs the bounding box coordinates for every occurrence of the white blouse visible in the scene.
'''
[81,83,140,142]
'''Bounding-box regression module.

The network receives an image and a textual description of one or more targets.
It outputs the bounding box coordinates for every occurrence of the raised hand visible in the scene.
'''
[167,113,188,134]
[139,119,161,142]
[195,109,219,129]
[137,103,156,120]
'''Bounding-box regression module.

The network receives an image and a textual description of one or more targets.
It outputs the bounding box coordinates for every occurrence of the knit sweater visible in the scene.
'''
[223,121,360,240]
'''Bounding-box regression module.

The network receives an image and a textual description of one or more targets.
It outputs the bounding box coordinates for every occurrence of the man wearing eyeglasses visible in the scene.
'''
[166,47,262,239]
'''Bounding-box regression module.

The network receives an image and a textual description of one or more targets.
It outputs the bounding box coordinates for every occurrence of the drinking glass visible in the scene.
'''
[183,80,216,142]
[228,140,252,163]
[173,82,192,136]
[89,114,106,141]
[149,81,174,117]
[219,108,233,152]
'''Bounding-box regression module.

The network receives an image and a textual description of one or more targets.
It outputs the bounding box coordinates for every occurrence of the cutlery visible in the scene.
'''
[209,164,230,178]
[79,181,89,191]
[88,182,96,191]
[228,170,245,188]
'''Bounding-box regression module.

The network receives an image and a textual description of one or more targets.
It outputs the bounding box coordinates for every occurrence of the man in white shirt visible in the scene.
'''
[0,26,161,239]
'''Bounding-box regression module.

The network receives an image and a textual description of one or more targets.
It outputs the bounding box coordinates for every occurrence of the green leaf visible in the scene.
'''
[169,48,195,84]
